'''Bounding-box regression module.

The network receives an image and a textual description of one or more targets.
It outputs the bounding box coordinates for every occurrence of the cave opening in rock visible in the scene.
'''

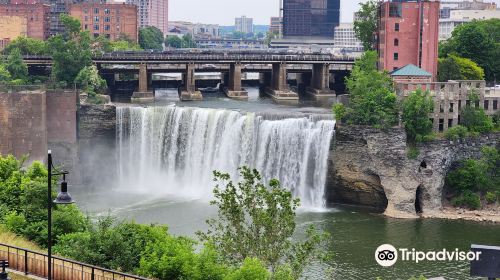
[415,186,424,214]
[420,161,427,169]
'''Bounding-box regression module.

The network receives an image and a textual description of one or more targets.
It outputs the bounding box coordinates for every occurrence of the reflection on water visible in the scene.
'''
[73,189,500,280]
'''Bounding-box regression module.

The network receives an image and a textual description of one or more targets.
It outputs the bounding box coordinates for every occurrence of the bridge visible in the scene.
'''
[24,51,356,102]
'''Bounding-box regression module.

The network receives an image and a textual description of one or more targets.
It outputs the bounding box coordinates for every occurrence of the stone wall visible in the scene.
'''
[0,91,47,162]
[327,125,499,218]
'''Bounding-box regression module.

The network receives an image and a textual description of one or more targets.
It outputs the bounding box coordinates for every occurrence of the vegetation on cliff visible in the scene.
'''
[0,155,328,280]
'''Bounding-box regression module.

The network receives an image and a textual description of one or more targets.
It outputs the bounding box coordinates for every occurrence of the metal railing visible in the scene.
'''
[0,243,148,280]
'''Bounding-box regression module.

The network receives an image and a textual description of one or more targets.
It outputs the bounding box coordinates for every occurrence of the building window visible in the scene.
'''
[93,33,99,38]
[105,34,111,39]
[84,24,88,30]
[394,53,398,61]
[84,16,88,21]
[389,3,402,17]
[439,119,444,132]
[395,23,400,32]
[440,103,444,113]
[83,8,88,14]
[94,8,99,14]
[449,103,454,113]
[94,24,99,31]
[104,25,110,31]
[104,8,110,14]
[484,100,489,110]
[394,38,399,46]
[448,119,453,128]
[94,16,99,22]
[494,100,498,110]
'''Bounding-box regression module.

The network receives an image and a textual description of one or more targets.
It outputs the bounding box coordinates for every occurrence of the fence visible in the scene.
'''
[0,243,148,280]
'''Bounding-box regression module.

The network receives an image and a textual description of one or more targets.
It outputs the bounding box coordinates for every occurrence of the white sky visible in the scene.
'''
[168,0,500,25]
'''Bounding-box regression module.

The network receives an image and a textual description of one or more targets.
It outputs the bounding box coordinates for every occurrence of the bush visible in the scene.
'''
[485,192,498,204]
[332,103,346,121]
[444,125,469,140]
[224,258,270,280]
[452,190,481,210]
[407,146,420,160]
[460,92,494,134]
[402,89,434,143]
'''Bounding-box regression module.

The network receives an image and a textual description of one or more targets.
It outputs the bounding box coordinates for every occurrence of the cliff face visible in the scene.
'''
[327,126,499,218]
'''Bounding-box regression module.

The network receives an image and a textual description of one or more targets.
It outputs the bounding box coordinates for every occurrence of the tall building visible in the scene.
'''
[235,16,253,34]
[333,23,363,52]
[126,0,168,34]
[269,16,282,35]
[69,3,138,41]
[282,0,340,38]
[0,2,50,40]
[439,8,500,40]
[377,0,440,79]
[440,0,497,18]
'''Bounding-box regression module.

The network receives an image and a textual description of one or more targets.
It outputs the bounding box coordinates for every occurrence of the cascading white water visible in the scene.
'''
[116,105,335,208]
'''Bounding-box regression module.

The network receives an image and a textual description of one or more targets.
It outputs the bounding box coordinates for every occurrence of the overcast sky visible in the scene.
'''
[169,0,500,25]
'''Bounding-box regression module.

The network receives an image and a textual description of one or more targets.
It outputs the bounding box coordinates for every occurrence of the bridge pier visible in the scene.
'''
[224,62,248,100]
[179,63,202,101]
[265,63,298,102]
[132,64,154,103]
[306,63,335,100]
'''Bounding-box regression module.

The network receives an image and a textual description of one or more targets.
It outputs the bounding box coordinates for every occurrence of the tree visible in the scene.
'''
[3,36,47,55]
[139,26,164,50]
[75,65,107,97]
[181,34,196,48]
[353,0,377,51]
[6,48,28,81]
[165,36,182,48]
[197,167,329,278]
[0,64,12,82]
[440,19,500,82]
[60,14,82,39]
[438,55,485,82]
[460,91,494,134]
[402,89,434,142]
[334,51,398,128]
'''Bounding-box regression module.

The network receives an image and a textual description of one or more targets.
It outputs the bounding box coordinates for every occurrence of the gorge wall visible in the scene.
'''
[327,126,500,218]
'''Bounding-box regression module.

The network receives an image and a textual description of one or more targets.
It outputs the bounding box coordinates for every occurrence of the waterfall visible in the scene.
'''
[116,105,335,208]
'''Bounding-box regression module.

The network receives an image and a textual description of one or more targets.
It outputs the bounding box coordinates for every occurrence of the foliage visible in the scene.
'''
[60,14,82,39]
[332,103,346,121]
[438,55,485,82]
[342,51,398,128]
[402,89,434,143]
[181,34,197,48]
[460,92,494,134]
[407,147,420,160]
[0,155,89,247]
[0,64,12,82]
[75,65,107,98]
[451,190,481,210]
[439,19,500,82]
[485,192,498,204]
[444,125,469,141]
[2,37,47,55]
[165,36,183,48]
[5,48,28,81]
[224,258,269,280]
[139,26,164,50]
[353,0,378,51]
[446,147,499,196]
[197,167,330,278]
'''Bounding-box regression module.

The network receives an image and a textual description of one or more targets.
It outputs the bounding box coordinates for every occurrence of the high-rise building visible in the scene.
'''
[333,23,363,52]
[377,0,440,79]
[126,0,168,34]
[235,16,253,34]
[269,16,282,35]
[69,3,138,41]
[282,0,340,38]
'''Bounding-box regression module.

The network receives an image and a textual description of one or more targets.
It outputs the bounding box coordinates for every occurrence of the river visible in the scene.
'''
[74,87,500,280]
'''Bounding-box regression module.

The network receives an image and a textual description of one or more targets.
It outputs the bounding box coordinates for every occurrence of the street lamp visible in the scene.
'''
[47,150,75,280]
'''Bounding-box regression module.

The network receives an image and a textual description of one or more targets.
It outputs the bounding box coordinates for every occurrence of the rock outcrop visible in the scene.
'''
[327,126,499,218]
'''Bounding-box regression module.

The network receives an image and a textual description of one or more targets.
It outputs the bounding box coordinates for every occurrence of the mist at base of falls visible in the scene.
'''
[116,105,335,209]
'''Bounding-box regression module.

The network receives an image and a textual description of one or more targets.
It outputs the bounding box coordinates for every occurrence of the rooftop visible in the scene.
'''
[390,64,432,77]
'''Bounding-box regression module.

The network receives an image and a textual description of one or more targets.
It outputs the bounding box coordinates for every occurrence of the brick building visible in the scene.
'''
[377,0,440,80]
[69,3,138,41]
[0,2,50,42]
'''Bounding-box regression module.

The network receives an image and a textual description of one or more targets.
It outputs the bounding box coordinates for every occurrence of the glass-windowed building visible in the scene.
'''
[282,0,340,38]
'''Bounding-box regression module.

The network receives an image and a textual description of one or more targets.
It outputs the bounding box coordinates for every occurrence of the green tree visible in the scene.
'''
[440,19,500,82]
[402,89,434,142]
[60,14,82,39]
[460,92,494,134]
[6,48,28,81]
[75,65,107,97]
[165,36,182,48]
[334,51,398,128]
[353,0,377,51]
[197,167,330,278]
[181,34,197,48]
[438,55,485,82]
[139,26,164,50]
[0,64,11,82]
[3,36,47,55]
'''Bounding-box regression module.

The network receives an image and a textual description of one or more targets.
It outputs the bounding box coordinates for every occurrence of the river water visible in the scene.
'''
[75,87,500,280]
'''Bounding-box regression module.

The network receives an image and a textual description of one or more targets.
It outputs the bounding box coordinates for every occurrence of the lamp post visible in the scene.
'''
[47,150,75,280]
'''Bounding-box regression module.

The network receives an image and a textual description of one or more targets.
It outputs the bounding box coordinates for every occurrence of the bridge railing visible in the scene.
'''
[0,243,148,280]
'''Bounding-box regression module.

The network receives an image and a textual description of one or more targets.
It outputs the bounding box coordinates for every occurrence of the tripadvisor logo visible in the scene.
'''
[375,244,482,267]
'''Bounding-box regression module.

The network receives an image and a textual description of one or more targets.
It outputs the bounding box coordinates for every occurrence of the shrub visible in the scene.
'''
[485,192,497,204]
[332,103,346,121]
[444,125,469,140]
[224,258,270,280]
[451,190,481,210]
[402,89,434,143]
[407,146,420,160]
[460,92,494,134]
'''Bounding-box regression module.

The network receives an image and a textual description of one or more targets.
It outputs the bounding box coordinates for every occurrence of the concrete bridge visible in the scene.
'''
[24,51,356,102]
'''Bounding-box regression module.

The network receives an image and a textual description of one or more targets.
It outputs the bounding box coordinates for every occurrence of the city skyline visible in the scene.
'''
[161,0,500,26]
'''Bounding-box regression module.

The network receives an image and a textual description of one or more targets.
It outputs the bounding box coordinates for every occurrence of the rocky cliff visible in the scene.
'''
[327,126,499,218]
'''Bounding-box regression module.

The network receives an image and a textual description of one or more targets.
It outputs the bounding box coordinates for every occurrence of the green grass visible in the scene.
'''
[0,225,44,252]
